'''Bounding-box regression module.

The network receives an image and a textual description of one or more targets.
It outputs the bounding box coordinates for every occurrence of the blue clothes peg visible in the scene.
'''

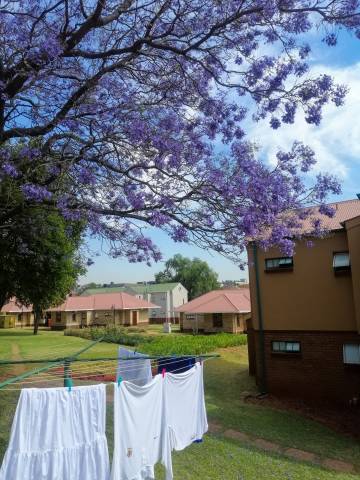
[117,376,123,387]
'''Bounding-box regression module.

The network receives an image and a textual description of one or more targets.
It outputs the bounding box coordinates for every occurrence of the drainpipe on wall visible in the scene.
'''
[252,242,267,394]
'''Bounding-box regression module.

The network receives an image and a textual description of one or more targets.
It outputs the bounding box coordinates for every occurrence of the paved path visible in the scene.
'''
[209,422,357,475]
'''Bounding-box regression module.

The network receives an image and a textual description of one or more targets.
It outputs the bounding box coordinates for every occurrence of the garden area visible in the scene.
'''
[0,328,359,479]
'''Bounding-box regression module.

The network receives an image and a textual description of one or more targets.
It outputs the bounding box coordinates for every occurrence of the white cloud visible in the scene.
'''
[248,62,360,180]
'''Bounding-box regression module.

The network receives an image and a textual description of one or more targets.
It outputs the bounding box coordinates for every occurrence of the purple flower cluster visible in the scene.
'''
[21,184,52,202]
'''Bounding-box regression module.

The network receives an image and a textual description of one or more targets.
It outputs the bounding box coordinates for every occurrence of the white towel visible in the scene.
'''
[165,362,208,451]
[117,348,153,386]
[0,384,110,480]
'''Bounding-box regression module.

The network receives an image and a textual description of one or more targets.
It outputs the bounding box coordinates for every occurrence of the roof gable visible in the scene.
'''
[176,289,251,314]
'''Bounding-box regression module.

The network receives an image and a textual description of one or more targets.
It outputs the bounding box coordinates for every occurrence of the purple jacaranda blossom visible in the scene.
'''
[21,184,52,202]
[1,1,359,266]
[2,162,19,178]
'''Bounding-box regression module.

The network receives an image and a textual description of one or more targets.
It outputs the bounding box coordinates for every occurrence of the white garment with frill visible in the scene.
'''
[0,384,110,480]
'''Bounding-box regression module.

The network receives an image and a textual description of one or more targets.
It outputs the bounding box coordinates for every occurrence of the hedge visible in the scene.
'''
[64,326,247,355]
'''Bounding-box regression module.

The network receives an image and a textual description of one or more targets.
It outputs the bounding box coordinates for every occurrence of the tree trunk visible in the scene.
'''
[33,306,41,335]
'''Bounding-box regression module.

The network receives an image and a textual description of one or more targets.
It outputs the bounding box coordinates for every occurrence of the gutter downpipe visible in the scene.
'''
[252,242,267,394]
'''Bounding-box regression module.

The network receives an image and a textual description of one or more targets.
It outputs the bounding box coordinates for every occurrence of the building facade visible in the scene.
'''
[81,283,188,323]
[48,292,158,330]
[247,198,360,405]
[177,289,251,334]
[0,299,34,327]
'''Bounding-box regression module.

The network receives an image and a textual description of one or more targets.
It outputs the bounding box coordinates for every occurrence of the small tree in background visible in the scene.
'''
[0,208,85,334]
[155,254,220,300]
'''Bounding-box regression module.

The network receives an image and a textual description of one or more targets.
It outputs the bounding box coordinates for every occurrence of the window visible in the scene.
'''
[236,315,241,327]
[56,312,61,322]
[333,252,351,273]
[272,341,301,353]
[186,314,195,321]
[81,312,86,321]
[72,312,76,322]
[343,344,360,365]
[213,313,223,328]
[265,257,293,272]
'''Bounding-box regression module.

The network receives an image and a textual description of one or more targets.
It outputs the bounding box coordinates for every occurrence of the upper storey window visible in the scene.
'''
[265,257,293,272]
[333,252,350,273]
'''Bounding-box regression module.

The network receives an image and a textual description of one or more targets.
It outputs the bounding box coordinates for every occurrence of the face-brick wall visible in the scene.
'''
[253,330,360,405]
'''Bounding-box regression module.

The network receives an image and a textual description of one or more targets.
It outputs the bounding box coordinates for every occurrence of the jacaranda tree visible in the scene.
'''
[0,1,359,266]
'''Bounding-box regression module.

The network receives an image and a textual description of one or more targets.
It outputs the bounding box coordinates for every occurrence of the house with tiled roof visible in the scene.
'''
[247,196,360,405]
[176,289,251,334]
[0,299,34,327]
[47,292,159,330]
[81,282,188,324]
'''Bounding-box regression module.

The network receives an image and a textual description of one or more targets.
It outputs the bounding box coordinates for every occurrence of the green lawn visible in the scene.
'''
[0,329,359,479]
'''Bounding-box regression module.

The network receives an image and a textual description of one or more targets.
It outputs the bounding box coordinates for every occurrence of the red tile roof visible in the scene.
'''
[299,199,360,234]
[176,289,251,314]
[1,299,32,313]
[48,292,159,311]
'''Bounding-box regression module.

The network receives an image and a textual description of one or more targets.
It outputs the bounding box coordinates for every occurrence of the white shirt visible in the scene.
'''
[0,384,110,480]
[111,375,172,480]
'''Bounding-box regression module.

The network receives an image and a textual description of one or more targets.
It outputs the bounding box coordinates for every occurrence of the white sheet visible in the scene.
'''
[164,362,208,451]
[0,384,110,480]
[117,348,153,387]
[111,375,172,480]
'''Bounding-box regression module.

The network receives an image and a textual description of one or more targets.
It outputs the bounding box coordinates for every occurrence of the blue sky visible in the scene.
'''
[81,31,360,286]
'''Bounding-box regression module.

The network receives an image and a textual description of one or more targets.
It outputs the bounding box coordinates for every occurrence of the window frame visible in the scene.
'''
[56,311,61,322]
[333,251,351,274]
[213,313,223,328]
[265,256,294,273]
[271,340,301,354]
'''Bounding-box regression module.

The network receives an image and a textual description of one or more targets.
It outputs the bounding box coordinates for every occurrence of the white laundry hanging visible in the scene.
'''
[111,375,173,480]
[0,384,110,480]
[164,362,208,451]
[117,348,153,386]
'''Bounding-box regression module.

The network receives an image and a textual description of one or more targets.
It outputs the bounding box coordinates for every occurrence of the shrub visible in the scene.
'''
[65,327,247,355]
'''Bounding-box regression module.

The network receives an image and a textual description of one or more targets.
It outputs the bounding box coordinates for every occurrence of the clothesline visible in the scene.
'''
[0,357,214,390]
[0,363,209,480]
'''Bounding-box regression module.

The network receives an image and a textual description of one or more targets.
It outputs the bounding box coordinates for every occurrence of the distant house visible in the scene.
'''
[81,282,188,323]
[176,289,251,334]
[47,292,158,330]
[0,299,34,327]
[247,197,360,405]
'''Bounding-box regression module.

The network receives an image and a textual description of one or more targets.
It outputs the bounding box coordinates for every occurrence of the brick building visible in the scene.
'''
[48,292,158,329]
[177,289,251,334]
[247,197,360,405]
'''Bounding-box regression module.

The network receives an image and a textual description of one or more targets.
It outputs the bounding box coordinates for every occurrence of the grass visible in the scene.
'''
[65,325,248,354]
[0,329,359,479]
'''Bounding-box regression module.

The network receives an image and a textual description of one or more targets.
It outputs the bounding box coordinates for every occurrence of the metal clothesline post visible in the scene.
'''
[0,336,105,390]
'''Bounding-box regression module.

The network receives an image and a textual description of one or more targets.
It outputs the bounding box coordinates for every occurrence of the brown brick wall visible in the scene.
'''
[253,330,360,405]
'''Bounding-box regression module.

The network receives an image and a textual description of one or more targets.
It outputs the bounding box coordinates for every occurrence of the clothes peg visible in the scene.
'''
[65,378,73,392]
[162,368,166,378]
[117,376,123,387]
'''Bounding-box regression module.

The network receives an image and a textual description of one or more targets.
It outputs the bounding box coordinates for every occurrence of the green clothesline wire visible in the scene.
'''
[0,334,220,390]
[0,336,105,390]
[0,353,219,365]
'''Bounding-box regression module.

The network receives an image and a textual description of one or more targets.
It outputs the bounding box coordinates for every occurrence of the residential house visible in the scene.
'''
[177,289,251,334]
[0,299,34,327]
[47,292,158,330]
[81,282,188,323]
[247,197,360,405]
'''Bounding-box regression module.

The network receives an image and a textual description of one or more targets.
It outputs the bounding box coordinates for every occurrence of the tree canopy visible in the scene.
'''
[155,254,220,300]
[1,1,359,265]
[8,208,85,334]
